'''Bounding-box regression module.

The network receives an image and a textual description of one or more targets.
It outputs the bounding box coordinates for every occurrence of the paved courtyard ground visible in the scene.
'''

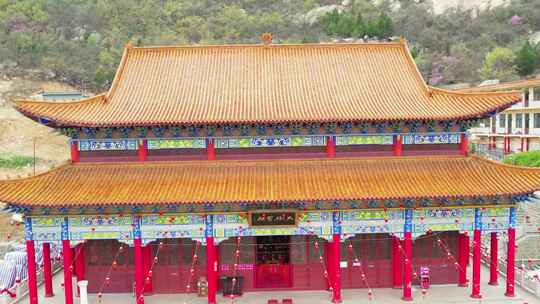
[27,264,540,304]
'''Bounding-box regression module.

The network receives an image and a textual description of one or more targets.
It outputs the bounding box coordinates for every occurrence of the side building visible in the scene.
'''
[462,78,540,154]
[0,39,538,304]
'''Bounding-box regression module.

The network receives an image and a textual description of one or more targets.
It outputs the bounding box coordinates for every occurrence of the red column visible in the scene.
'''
[393,135,402,156]
[43,243,54,297]
[471,229,482,298]
[207,139,216,160]
[143,246,153,293]
[26,240,38,304]
[325,242,334,290]
[402,232,412,301]
[460,133,468,156]
[206,237,217,304]
[392,236,402,288]
[326,136,336,158]
[526,138,530,152]
[62,240,74,304]
[505,228,516,297]
[70,141,79,162]
[458,233,469,287]
[489,232,498,285]
[134,239,145,304]
[75,243,85,296]
[138,139,148,161]
[331,234,341,303]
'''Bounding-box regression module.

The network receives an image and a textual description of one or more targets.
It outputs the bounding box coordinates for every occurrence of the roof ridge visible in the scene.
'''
[14,94,105,107]
[127,41,405,52]
[471,155,540,172]
[430,86,522,97]
[62,155,467,169]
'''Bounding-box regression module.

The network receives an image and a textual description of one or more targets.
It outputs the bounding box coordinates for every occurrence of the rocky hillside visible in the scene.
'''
[0,75,72,240]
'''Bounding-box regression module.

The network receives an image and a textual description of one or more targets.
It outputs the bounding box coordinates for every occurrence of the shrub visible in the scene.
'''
[503,151,540,167]
[0,154,35,169]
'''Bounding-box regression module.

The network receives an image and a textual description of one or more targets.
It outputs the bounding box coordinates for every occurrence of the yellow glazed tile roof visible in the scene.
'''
[459,78,540,93]
[0,156,538,207]
[15,41,520,127]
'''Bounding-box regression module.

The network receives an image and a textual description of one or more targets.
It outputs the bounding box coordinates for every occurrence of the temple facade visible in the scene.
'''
[1,38,539,304]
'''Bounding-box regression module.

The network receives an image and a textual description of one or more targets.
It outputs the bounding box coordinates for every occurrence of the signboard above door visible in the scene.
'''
[249,211,297,227]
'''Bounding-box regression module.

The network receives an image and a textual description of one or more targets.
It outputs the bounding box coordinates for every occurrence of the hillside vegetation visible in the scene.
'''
[0,0,540,91]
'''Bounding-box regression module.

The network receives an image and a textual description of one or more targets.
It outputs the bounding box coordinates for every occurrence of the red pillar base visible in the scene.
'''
[402,296,413,301]
[470,294,482,299]
[504,292,515,297]
[458,283,468,287]
[488,281,499,286]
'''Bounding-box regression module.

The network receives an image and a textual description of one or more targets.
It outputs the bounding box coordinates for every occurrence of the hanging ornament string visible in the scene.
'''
[182,240,201,304]
[59,241,85,290]
[312,237,331,292]
[434,235,467,294]
[97,244,127,303]
[136,241,164,304]
[228,236,242,302]
[346,237,374,301]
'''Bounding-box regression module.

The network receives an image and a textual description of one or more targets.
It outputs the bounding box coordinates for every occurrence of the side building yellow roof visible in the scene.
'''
[459,78,540,93]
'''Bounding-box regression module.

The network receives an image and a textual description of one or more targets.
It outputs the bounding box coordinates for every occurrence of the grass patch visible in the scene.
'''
[503,151,540,167]
[0,154,35,169]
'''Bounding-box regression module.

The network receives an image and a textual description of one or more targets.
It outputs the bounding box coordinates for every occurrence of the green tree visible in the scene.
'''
[515,41,538,76]
[479,47,518,81]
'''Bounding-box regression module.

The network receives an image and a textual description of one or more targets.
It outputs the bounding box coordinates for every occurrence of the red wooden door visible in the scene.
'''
[151,239,206,294]
[342,234,393,289]
[255,236,292,288]
[85,240,134,293]
[412,231,458,285]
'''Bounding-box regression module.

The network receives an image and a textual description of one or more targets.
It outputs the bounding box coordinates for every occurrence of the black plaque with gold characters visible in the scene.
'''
[249,211,297,227]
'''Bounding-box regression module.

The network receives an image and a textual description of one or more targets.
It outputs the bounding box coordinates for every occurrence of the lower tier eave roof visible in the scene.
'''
[0,156,538,208]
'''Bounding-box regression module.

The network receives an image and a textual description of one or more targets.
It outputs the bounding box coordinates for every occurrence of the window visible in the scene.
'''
[516,113,523,129]
[534,87,540,101]
[499,114,506,128]
[534,113,540,128]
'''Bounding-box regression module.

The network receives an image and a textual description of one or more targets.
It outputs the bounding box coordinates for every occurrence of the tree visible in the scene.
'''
[515,41,538,76]
[479,47,518,81]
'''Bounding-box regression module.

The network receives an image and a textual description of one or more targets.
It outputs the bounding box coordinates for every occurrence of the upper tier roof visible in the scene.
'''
[15,40,520,127]
[0,156,538,207]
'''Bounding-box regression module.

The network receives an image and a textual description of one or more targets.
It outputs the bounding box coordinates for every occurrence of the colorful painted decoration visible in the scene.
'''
[147,138,206,149]
[335,135,393,146]
[215,136,326,148]
[402,133,460,145]
[78,139,138,151]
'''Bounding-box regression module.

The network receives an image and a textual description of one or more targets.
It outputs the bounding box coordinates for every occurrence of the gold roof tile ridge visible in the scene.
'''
[106,44,131,100]
[471,155,540,172]
[431,86,522,97]
[65,155,466,168]
[459,78,540,93]
[129,41,404,52]
[14,94,106,106]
